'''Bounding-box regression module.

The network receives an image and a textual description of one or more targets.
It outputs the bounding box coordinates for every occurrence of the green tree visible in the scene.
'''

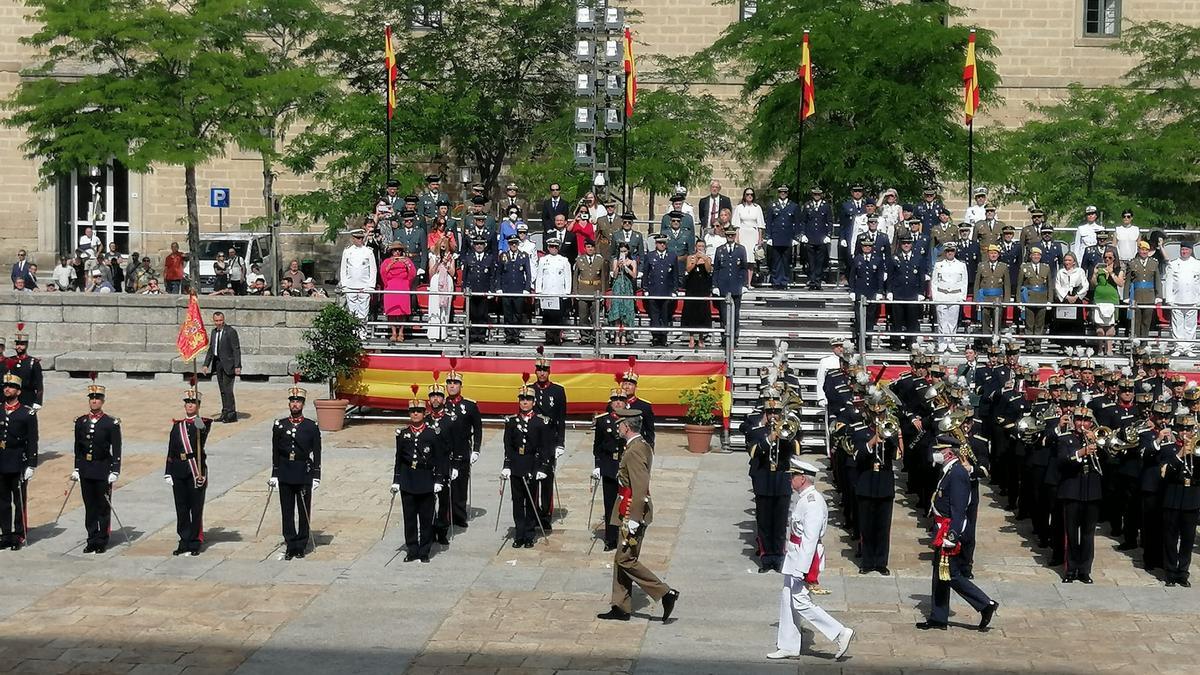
[692,0,1000,197]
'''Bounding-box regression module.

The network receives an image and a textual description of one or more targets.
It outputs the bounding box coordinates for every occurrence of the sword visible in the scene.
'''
[15,479,28,545]
[447,477,454,541]
[55,480,76,524]
[381,491,396,540]
[586,475,599,535]
[384,546,406,567]
[495,477,506,532]
[552,473,562,522]
[297,488,314,554]
[103,492,132,548]
[521,476,548,541]
[255,485,275,539]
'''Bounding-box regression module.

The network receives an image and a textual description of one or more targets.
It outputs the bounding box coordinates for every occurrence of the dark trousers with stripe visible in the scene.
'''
[537,472,555,528]
[1063,500,1099,576]
[279,482,312,554]
[1162,508,1199,582]
[601,475,619,547]
[755,494,790,567]
[0,473,28,542]
[172,480,207,552]
[80,479,112,548]
[929,550,992,624]
[401,490,436,558]
[856,495,893,570]
[435,463,471,535]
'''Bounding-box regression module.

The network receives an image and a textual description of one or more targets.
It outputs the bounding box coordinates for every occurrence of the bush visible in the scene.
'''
[679,376,722,426]
[295,302,364,399]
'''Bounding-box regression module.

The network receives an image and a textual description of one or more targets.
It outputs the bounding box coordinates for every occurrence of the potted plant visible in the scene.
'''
[296,302,364,431]
[679,375,722,453]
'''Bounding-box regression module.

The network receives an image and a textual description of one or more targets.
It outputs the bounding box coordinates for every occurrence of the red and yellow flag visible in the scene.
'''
[623,28,637,118]
[798,30,815,120]
[177,292,209,361]
[963,29,980,124]
[385,24,398,119]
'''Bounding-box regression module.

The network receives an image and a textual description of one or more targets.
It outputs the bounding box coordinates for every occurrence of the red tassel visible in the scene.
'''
[521,372,530,384]
[628,355,636,368]
[449,357,458,369]
[189,374,198,387]
[89,371,98,382]
[432,369,440,382]
[613,372,622,383]
[410,383,419,395]
[16,322,24,332]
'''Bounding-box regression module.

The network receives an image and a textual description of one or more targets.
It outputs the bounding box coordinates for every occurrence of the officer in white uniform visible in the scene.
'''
[534,238,573,345]
[339,228,377,335]
[930,242,969,353]
[1165,241,1200,356]
[769,458,854,661]
[963,187,988,224]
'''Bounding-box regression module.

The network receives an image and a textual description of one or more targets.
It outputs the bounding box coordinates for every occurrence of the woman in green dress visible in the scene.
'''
[608,242,638,345]
[1090,250,1124,355]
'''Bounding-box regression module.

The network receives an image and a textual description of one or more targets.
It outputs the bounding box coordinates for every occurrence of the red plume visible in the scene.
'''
[536,345,544,356]
[189,374,198,387]
[628,356,636,368]
[449,357,458,369]
[521,372,530,384]
[16,322,24,332]
[292,372,301,384]
[432,369,441,382]
[410,383,419,396]
[89,371,97,382]
[614,372,622,383]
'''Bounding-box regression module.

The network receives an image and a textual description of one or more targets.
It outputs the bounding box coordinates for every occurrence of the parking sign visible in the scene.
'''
[209,188,231,209]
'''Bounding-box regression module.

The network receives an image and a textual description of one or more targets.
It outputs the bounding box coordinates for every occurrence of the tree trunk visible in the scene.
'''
[185,164,201,289]
[648,190,656,223]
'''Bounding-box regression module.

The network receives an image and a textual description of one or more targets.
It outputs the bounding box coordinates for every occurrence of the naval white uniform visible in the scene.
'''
[776,484,847,653]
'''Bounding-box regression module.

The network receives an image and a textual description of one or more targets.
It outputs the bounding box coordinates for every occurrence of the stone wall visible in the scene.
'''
[0,292,331,375]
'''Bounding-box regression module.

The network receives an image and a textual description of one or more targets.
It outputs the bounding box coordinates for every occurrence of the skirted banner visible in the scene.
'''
[338,355,731,420]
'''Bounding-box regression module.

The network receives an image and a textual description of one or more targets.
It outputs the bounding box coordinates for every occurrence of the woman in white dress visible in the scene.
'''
[877,189,902,242]
[426,239,457,342]
[1053,252,1089,345]
[732,188,766,283]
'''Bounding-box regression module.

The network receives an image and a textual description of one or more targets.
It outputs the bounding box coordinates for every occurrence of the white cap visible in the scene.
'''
[303,277,314,284]
[788,457,819,476]
[91,269,102,276]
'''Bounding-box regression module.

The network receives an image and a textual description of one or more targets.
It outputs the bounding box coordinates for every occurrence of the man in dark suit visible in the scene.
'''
[10,250,33,289]
[698,180,733,234]
[839,185,868,283]
[712,225,748,345]
[540,183,571,230]
[202,312,242,423]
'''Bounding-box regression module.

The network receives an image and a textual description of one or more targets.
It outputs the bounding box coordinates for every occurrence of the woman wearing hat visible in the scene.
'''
[380,242,417,343]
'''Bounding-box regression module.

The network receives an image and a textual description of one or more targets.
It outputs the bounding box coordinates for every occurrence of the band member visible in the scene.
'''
[390,388,446,563]
[532,353,566,531]
[1141,401,1174,571]
[269,383,322,560]
[7,327,43,409]
[0,373,37,550]
[768,458,853,660]
[854,403,897,575]
[917,443,999,630]
[1058,406,1103,583]
[593,389,627,550]
[598,407,680,621]
[164,387,211,556]
[750,398,798,573]
[72,382,122,554]
[502,384,551,548]
[1160,415,1198,587]
[444,368,481,528]
[621,365,656,446]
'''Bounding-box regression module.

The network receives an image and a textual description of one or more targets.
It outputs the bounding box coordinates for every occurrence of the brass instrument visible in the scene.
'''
[879,414,900,440]
[772,409,803,442]
[1092,425,1115,450]
[1016,414,1045,442]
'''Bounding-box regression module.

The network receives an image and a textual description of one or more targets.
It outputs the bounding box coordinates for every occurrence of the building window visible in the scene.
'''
[740,0,757,21]
[58,160,131,255]
[1083,0,1120,37]
[411,5,442,30]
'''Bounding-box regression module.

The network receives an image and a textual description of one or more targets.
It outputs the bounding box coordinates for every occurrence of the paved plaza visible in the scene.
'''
[0,374,1197,674]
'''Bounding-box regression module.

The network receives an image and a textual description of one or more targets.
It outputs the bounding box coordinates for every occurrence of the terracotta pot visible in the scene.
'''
[683,423,715,454]
[314,398,349,431]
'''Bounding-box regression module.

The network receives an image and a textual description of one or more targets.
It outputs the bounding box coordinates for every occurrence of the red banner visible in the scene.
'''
[176,292,209,361]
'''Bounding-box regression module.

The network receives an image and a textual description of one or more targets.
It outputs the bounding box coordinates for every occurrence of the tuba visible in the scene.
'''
[774,409,803,441]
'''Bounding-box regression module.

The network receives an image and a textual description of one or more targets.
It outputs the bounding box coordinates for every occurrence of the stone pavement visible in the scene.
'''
[0,373,1197,674]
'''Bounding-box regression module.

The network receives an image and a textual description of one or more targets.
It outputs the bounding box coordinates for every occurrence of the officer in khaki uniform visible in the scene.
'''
[1125,240,1162,339]
[975,244,1011,334]
[930,208,957,252]
[1020,208,1046,252]
[973,205,1004,249]
[597,407,680,622]
[1018,246,1052,352]
[573,239,608,345]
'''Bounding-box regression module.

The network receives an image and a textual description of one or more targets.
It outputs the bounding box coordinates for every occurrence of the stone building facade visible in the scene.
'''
[0,0,1196,268]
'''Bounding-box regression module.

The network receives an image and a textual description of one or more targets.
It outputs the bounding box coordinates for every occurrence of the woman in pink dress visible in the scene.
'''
[569,205,596,254]
[379,241,417,343]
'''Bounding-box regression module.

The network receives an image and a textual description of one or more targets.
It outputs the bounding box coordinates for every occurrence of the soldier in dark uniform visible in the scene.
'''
[1160,415,1199,587]
[392,210,428,279]
[390,390,446,562]
[164,387,211,556]
[269,384,322,560]
[621,368,656,446]
[532,355,566,531]
[502,385,551,548]
[443,369,481,528]
[1140,402,1173,570]
[426,383,456,545]
[712,225,748,345]
[798,187,833,290]
[642,234,680,347]
[886,232,927,350]
[72,382,122,554]
[1125,240,1162,340]
[593,390,627,550]
[461,204,496,254]
[0,373,37,550]
[954,223,981,293]
[7,329,43,410]
[460,236,497,344]
[849,235,884,342]
[495,235,533,344]
[997,225,1023,291]
[748,397,797,573]
[853,404,896,575]
[574,239,608,345]
[913,188,944,247]
[1058,406,1103,583]
[610,213,646,260]
[417,174,443,221]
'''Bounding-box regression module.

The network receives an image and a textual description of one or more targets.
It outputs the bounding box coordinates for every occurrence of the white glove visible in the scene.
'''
[470,451,480,464]
[22,467,33,481]
[555,446,565,458]
[822,236,830,245]
[267,477,278,488]
[535,471,548,480]
[886,292,894,301]
[875,293,884,301]
[164,475,173,487]
[674,291,682,297]
[500,468,511,480]
[451,468,459,480]
[31,403,41,411]
[711,287,720,296]
[591,467,601,480]
[848,292,856,300]
[312,479,320,491]
[917,294,925,301]
[1155,297,1163,304]
[390,483,400,494]
[107,472,118,484]
[433,483,443,493]
[70,469,79,482]
[627,520,640,535]
[800,235,809,244]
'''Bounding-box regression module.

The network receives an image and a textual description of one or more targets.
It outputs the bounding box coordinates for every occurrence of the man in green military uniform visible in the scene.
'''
[973,205,1004,250]
[574,239,608,345]
[1125,240,1162,340]
[1020,208,1046,253]
[930,208,957,252]
[975,244,1011,334]
[418,175,444,221]
[1018,246,1052,352]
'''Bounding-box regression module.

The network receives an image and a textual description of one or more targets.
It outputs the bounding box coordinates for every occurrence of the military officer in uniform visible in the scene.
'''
[975,244,1012,335]
[610,212,645,260]
[426,383,456,545]
[461,203,496,254]
[954,223,981,292]
[443,369,481,528]
[1018,247,1052,352]
[663,211,694,261]
[621,368,656,446]
[1020,208,1046,252]
[1160,415,1198,586]
[72,382,122,554]
[749,398,798,573]
[929,209,957,259]
[597,407,680,622]
[1125,240,1162,340]
[417,174,443,221]
[0,373,37,550]
[532,354,567,531]
[534,238,572,345]
[913,188,944,245]
[712,224,748,345]
[798,187,832,290]
[502,385,551,548]
[574,239,608,345]
[460,236,497,344]
[164,387,211,556]
[392,210,428,277]
[765,185,799,290]
[496,235,533,344]
[973,205,1004,248]
[849,234,884,341]
[642,234,680,346]
[853,407,896,575]
[593,390,628,550]
[997,225,1023,290]
[1058,406,1103,583]
[390,390,446,562]
[268,384,321,560]
[7,329,43,410]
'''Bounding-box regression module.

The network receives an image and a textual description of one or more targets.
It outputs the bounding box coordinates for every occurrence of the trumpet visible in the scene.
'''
[772,410,803,442]
[1016,414,1044,441]
[878,414,900,440]
[1093,425,1115,450]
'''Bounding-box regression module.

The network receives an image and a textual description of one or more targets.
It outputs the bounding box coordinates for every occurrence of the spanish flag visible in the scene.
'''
[385,23,398,119]
[963,29,980,124]
[798,30,815,120]
[623,28,637,118]
[176,292,209,362]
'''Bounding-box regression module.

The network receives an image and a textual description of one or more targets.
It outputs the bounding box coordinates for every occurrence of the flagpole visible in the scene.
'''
[967,120,974,203]
[622,114,628,207]
[796,122,805,191]
[385,23,392,183]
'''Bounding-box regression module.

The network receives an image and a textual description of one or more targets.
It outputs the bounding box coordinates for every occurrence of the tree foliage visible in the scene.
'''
[692,0,1000,197]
